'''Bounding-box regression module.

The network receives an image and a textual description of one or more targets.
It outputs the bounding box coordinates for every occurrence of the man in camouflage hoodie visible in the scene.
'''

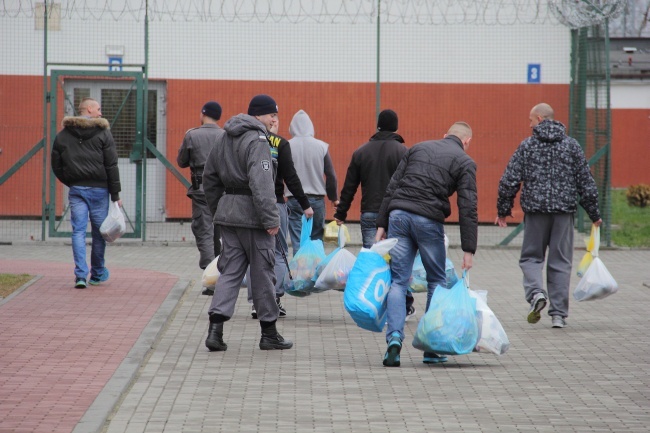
[496,103,602,329]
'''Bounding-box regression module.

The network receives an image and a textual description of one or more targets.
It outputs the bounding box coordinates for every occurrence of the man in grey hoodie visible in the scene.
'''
[286,109,339,255]
[202,111,292,352]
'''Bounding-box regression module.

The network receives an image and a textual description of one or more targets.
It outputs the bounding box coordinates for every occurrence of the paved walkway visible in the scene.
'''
[0,239,649,433]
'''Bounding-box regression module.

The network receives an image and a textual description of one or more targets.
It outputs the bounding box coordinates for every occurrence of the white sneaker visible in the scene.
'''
[551,316,566,328]
[251,304,257,319]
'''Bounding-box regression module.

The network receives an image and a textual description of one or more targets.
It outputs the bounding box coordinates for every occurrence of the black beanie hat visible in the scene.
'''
[248,94,278,116]
[377,109,398,132]
[201,101,222,120]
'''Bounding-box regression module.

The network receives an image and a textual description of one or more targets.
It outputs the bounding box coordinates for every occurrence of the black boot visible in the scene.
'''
[205,322,227,351]
[259,321,293,350]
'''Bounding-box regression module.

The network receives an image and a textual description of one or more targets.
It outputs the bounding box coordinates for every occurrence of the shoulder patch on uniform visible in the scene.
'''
[261,160,271,171]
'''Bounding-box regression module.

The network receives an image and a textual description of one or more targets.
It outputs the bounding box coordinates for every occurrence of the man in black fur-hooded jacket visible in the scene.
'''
[51,98,122,289]
[496,103,602,330]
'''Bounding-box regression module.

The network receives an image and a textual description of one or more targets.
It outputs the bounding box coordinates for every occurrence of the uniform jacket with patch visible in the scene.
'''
[377,135,478,254]
[202,114,280,230]
[177,123,225,197]
[497,120,600,222]
[51,116,121,201]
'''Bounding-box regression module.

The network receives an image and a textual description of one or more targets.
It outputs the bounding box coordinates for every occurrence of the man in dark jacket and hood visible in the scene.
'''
[202,109,292,352]
[376,121,478,367]
[51,98,122,289]
[496,103,602,329]
[334,109,416,320]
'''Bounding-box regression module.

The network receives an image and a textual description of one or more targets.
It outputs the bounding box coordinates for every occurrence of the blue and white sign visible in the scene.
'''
[527,64,541,83]
[108,56,123,72]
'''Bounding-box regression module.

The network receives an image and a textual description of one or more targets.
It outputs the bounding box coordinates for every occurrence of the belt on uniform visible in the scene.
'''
[305,194,324,199]
[224,187,253,196]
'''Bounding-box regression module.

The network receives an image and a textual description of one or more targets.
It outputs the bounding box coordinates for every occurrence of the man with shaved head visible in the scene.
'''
[375,121,478,367]
[496,103,602,329]
[52,97,122,289]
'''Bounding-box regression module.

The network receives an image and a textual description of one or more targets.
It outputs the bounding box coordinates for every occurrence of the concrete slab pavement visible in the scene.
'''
[0,241,649,433]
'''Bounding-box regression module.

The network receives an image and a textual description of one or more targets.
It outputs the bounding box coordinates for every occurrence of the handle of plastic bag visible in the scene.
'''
[592,225,600,258]
[338,224,346,248]
[461,269,470,290]
[300,214,314,245]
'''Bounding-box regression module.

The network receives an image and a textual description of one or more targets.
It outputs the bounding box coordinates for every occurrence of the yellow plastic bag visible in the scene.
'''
[577,225,599,277]
[324,220,350,243]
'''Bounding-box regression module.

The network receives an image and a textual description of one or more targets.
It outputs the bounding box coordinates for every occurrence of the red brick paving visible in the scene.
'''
[0,260,177,433]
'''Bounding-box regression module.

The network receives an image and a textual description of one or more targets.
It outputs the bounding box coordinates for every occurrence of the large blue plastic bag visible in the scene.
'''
[412,271,479,355]
[343,239,398,332]
[284,215,326,297]
[313,225,356,292]
[409,255,459,293]
[469,290,510,355]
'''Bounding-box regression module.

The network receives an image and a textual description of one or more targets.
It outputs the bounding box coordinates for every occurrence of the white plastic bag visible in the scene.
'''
[573,225,618,302]
[100,201,126,242]
[573,257,618,301]
[202,256,220,288]
[469,290,510,355]
[314,225,357,292]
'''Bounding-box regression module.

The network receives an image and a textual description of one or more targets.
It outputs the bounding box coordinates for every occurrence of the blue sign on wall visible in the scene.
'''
[527,64,541,83]
[108,56,123,72]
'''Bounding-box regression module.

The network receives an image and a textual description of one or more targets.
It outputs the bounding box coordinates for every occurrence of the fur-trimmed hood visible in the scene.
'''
[62,116,110,141]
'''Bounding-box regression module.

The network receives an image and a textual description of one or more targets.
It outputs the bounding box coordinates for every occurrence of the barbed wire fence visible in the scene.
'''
[0,0,621,246]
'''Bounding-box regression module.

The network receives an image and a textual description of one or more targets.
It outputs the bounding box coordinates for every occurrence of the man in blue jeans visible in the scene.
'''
[334,109,415,320]
[52,98,122,289]
[376,122,478,367]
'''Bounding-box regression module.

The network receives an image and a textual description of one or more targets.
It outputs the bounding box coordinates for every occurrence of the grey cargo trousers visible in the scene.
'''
[208,225,279,323]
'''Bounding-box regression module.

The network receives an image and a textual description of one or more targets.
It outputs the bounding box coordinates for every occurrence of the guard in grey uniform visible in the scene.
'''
[177,101,225,295]
[202,112,293,352]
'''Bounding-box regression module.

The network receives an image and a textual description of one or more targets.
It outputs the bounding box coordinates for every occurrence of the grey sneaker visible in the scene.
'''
[551,316,566,328]
[251,304,257,319]
[527,292,547,324]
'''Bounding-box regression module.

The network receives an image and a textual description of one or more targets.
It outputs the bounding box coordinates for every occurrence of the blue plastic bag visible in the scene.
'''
[343,239,397,332]
[409,255,459,293]
[284,215,326,297]
[412,270,479,355]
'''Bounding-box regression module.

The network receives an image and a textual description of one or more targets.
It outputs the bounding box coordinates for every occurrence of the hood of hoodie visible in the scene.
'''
[224,114,267,137]
[289,109,315,138]
[62,116,110,140]
[532,119,566,143]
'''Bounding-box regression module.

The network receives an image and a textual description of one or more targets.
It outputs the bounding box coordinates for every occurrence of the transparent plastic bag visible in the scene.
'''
[100,201,126,242]
[469,290,510,355]
[574,225,618,301]
[314,225,356,292]
[573,257,618,302]
[201,255,220,287]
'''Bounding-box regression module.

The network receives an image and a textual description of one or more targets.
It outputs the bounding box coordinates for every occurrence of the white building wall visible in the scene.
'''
[1,1,570,84]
